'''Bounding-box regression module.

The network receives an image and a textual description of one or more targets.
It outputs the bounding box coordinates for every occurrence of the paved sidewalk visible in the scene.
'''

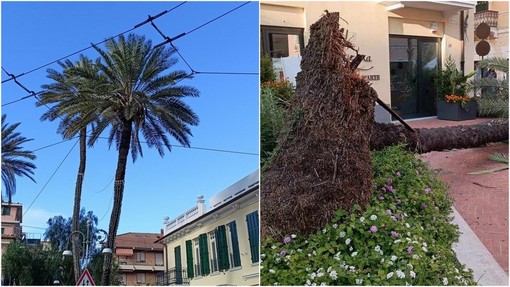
[407,117,509,274]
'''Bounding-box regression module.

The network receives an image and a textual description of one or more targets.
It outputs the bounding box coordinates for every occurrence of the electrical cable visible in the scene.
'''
[1,1,188,84]
[23,139,80,217]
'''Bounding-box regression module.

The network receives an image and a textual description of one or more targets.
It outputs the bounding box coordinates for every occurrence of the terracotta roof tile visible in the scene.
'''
[115,232,163,250]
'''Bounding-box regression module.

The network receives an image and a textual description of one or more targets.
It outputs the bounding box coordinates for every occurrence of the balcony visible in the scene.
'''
[156,268,189,286]
[475,10,499,28]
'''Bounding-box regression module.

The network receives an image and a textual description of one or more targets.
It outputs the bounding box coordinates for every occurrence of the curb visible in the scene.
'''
[451,207,509,286]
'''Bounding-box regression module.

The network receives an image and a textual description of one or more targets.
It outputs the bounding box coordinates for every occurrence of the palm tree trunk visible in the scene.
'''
[72,127,87,283]
[371,120,508,153]
[101,121,132,286]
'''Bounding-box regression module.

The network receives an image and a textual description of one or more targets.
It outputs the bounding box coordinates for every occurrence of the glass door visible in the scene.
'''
[389,36,440,119]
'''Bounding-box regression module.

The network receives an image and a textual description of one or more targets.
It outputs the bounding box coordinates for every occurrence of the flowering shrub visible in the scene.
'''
[444,95,472,103]
[261,79,295,102]
[261,145,475,286]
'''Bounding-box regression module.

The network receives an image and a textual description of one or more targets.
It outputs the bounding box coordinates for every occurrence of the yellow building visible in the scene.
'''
[156,170,259,286]
[261,1,478,121]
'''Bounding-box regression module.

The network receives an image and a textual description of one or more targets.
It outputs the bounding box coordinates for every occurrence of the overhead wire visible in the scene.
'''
[1,1,188,84]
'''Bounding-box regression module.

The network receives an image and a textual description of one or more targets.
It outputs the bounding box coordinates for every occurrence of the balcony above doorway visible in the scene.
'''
[475,10,499,28]
[379,1,476,16]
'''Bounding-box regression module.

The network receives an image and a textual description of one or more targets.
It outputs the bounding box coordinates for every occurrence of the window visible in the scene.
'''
[155,252,163,266]
[227,221,241,268]
[136,273,146,283]
[246,211,259,263]
[2,206,11,216]
[261,26,304,58]
[136,251,145,262]
[209,231,219,273]
[476,1,489,12]
[1,228,4,235]
[193,238,202,277]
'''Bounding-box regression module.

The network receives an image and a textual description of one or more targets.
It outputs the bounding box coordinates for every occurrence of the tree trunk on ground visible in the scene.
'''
[101,121,132,286]
[72,128,87,283]
[261,12,378,239]
[371,120,508,153]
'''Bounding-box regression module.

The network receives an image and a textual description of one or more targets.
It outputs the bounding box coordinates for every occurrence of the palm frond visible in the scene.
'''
[489,153,509,164]
[476,96,509,118]
[477,57,509,73]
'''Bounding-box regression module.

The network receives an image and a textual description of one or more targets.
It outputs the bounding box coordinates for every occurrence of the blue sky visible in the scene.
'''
[1,1,259,238]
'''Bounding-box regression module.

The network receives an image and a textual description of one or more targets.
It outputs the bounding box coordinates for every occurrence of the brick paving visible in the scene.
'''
[407,117,509,273]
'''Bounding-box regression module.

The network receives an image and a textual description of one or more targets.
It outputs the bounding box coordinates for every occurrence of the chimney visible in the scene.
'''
[197,195,206,215]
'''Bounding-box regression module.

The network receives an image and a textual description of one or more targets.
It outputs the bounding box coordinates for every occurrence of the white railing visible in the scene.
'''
[164,205,202,234]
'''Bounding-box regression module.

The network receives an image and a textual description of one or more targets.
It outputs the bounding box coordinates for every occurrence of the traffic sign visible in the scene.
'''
[76,269,95,286]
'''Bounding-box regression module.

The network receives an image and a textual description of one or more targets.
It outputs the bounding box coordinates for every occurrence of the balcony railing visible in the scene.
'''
[156,268,189,286]
[475,10,499,28]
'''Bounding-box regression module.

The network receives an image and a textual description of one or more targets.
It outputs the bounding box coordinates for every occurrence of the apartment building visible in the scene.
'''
[156,170,259,286]
[115,232,165,285]
[1,202,23,254]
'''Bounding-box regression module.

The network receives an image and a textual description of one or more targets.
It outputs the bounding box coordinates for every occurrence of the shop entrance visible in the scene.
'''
[389,36,440,119]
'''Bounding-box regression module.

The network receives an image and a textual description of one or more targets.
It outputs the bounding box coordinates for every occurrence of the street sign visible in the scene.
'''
[76,269,95,286]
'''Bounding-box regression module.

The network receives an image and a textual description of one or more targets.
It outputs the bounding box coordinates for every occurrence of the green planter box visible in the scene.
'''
[437,100,477,121]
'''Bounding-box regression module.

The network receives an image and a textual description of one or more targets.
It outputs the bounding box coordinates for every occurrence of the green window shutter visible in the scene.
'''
[185,240,194,279]
[174,246,183,284]
[216,225,230,271]
[228,221,242,267]
[198,233,210,275]
[246,211,259,263]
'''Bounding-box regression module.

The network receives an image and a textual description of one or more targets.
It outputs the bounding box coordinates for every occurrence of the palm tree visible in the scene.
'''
[37,55,100,283]
[85,34,200,285]
[471,57,509,118]
[1,114,36,203]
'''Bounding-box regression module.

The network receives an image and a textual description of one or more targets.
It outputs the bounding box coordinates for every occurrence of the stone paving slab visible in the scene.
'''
[407,118,509,274]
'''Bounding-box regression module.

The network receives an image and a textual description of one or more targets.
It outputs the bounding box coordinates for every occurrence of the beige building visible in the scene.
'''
[261,1,478,121]
[115,232,165,285]
[156,170,259,286]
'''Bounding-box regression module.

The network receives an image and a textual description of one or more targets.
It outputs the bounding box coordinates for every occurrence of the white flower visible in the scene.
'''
[351,252,358,257]
[455,268,459,273]
[360,217,365,222]
[275,257,281,263]
[412,254,420,260]
[310,272,316,279]
[396,270,405,279]
[305,240,309,244]
[355,279,363,285]
[387,272,394,279]
[345,238,351,245]
[261,253,266,258]
[349,246,353,251]
[405,223,410,228]
[333,223,338,228]
[269,269,276,274]
[329,270,338,280]
[313,250,317,256]
[370,214,378,221]
[406,237,412,242]
[291,234,297,238]
[274,282,279,286]
[422,246,428,252]
[349,266,356,270]
[410,271,416,279]
[333,252,341,261]
[339,231,346,238]
[388,260,394,265]
[306,280,311,286]
[407,263,414,269]
[323,228,327,234]
[422,241,427,247]
[374,245,381,252]
[394,239,402,243]
[381,258,385,263]
[442,278,448,285]
[271,245,277,249]
[379,250,384,255]
[297,248,303,253]
[320,283,326,286]
[317,271,324,278]
[391,255,398,262]
[286,255,291,260]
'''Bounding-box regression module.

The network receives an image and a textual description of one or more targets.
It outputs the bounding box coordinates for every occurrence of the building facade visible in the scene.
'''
[1,202,23,254]
[115,232,165,285]
[260,1,478,121]
[156,170,259,286]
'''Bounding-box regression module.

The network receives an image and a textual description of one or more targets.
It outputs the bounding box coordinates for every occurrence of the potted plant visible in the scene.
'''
[435,56,477,121]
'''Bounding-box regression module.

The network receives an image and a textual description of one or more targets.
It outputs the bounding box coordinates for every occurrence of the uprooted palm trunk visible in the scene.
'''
[371,120,508,153]
[261,12,378,239]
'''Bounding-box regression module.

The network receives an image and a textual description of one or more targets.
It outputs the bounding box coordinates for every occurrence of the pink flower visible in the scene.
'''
[280,250,287,256]
[378,196,385,201]
[390,231,399,238]
[386,209,392,215]
[421,203,428,209]
[370,225,378,233]
[396,171,401,177]
[283,236,291,244]
[407,246,414,254]
[424,187,431,194]
[396,199,402,204]
[386,177,393,185]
